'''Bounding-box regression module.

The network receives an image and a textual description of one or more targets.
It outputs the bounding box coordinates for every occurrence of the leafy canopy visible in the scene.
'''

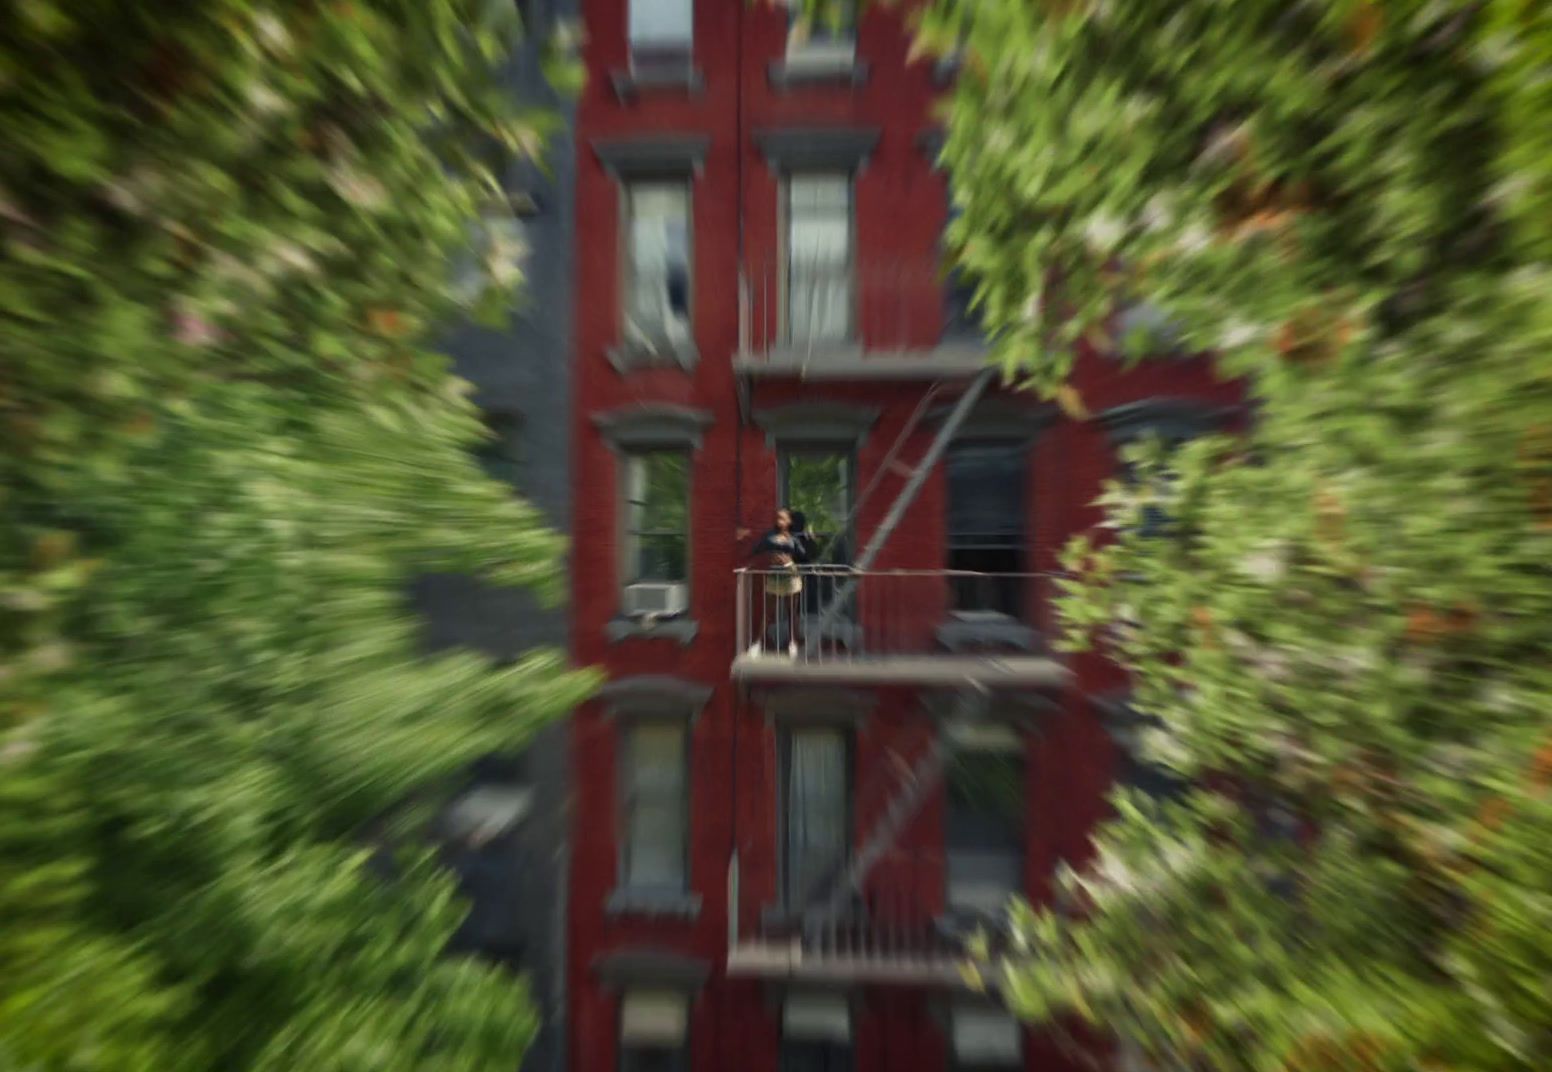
[806,0,1552,1067]
[0,2,594,1069]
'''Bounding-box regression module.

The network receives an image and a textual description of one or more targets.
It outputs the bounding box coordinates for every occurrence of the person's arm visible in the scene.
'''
[745,530,778,560]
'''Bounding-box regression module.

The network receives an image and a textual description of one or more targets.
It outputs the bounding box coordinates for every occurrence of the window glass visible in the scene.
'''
[781,1041,852,1072]
[943,200,981,339]
[623,451,689,584]
[785,174,853,345]
[475,413,523,488]
[625,182,692,350]
[782,729,850,909]
[945,725,1023,915]
[945,441,1027,616]
[623,723,687,889]
[629,0,692,52]
[619,989,689,1072]
[951,1005,1022,1069]
[786,0,856,59]
[780,994,852,1071]
[779,448,852,561]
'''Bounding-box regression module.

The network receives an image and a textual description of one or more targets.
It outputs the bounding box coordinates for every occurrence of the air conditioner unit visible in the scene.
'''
[623,582,689,619]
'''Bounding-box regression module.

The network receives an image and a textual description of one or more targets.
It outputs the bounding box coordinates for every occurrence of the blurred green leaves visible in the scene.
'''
[808,0,1552,1067]
[0,2,592,1069]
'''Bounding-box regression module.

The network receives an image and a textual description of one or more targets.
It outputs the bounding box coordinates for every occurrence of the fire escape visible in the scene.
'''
[728,262,1071,986]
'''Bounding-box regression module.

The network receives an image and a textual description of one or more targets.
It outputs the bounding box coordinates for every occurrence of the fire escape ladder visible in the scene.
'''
[806,380,948,570]
[812,683,989,924]
[806,366,997,641]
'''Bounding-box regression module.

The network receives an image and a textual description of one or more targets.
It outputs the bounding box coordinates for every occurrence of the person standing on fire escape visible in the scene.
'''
[747,507,813,656]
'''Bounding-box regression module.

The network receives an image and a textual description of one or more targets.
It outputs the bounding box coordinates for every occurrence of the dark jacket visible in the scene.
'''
[747,529,811,563]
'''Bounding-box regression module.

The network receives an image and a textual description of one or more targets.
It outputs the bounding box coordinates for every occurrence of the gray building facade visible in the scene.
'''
[413,1,577,1069]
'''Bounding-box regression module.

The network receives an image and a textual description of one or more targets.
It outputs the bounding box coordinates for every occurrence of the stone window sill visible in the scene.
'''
[610,65,706,100]
[768,56,869,91]
[605,614,699,646]
[606,887,703,920]
[936,614,1040,654]
[607,339,699,375]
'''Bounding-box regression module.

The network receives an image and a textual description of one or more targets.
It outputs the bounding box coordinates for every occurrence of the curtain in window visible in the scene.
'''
[626,184,691,348]
[786,176,853,345]
[624,724,686,889]
[785,730,848,906]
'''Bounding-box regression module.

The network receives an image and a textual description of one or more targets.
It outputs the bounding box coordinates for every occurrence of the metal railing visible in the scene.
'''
[737,259,983,364]
[734,567,1057,664]
[727,843,1019,985]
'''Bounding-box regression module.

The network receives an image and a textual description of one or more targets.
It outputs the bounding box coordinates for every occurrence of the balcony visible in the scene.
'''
[732,568,1068,688]
[735,260,989,380]
[727,847,1018,987]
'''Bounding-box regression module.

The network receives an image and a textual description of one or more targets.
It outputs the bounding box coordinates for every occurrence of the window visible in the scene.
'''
[945,723,1023,915]
[781,728,851,910]
[1127,461,1177,539]
[785,174,854,346]
[622,451,689,585]
[779,446,854,621]
[786,0,856,66]
[619,989,690,1072]
[945,441,1027,617]
[628,0,693,67]
[779,447,853,562]
[951,1005,1022,1070]
[780,994,853,1072]
[624,182,692,352]
[475,413,523,488]
[621,722,688,891]
[943,200,980,339]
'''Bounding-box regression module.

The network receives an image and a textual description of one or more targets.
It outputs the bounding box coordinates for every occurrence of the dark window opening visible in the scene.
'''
[475,413,523,488]
[945,727,1024,915]
[945,441,1027,617]
[781,1041,853,1072]
[943,201,981,340]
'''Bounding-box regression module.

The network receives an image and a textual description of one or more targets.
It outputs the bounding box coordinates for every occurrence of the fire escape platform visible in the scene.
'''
[726,938,974,988]
[730,652,1069,689]
[733,345,990,381]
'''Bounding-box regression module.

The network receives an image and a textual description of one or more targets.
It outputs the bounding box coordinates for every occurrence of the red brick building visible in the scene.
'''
[566,2,1240,1070]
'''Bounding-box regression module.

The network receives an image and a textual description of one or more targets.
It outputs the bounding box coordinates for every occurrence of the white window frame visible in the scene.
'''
[619,449,690,588]
[622,180,693,353]
[781,172,856,347]
[619,720,690,892]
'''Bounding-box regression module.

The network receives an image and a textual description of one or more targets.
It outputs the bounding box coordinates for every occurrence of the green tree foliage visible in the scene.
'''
[799,0,1552,1066]
[0,2,595,1068]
